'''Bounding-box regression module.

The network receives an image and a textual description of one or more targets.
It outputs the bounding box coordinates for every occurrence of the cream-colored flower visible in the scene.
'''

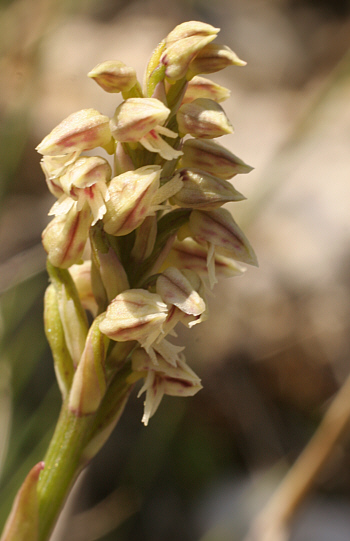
[131,346,202,425]
[110,98,182,160]
[48,156,112,226]
[36,109,112,156]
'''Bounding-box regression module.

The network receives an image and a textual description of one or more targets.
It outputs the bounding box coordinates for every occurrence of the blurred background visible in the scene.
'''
[1,0,350,539]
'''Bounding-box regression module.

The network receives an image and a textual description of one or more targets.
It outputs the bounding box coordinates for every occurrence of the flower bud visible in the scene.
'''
[99,289,168,350]
[103,165,161,236]
[187,43,246,78]
[161,34,217,83]
[189,208,258,266]
[90,225,130,303]
[69,261,98,316]
[47,262,89,368]
[179,138,253,180]
[160,22,219,83]
[44,284,75,397]
[165,21,219,45]
[170,168,244,209]
[156,266,206,317]
[1,462,44,541]
[42,203,92,268]
[177,98,233,138]
[182,76,230,104]
[69,314,108,415]
[131,215,157,263]
[88,60,137,93]
[36,109,112,156]
[131,346,202,425]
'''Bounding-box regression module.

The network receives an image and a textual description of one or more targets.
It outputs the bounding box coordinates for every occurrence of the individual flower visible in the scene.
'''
[99,289,168,351]
[131,347,202,425]
[182,76,230,104]
[36,108,112,156]
[187,42,246,79]
[88,60,137,93]
[156,266,208,334]
[110,97,182,160]
[160,32,218,82]
[160,237,246,284]
[182,208,258,287]
[42,202,92,269]
[177,98,233,138]
[179,138,253,179]
[156,266,205,316]
[103,165,182,236]
[48,156,112,226]
[164,21,219,45]
[169,167,245,209]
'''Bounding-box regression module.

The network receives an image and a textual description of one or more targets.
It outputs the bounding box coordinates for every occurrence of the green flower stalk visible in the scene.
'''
[1,20,257,541]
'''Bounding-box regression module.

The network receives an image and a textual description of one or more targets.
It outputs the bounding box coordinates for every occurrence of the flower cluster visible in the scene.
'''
[38,21,257,425]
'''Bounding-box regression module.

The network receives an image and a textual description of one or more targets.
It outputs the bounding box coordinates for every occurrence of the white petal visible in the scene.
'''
[141,131,183,161]
[48,195,75,216]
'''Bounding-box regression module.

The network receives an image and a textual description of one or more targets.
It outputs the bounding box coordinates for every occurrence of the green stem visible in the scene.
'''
[36,362,133,541]
[37,402,93,541]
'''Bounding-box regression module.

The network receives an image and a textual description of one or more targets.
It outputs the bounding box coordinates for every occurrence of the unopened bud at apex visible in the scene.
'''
[99,289,168,350]
[170,168,245,209]
[103,165,161,236]
[177,98,233,138]
[161,33,217,83]
[165,21,219,45]
[187,43,246,79]
[88,60,137,93]
[36,109,112,156]
[182,76,230,104]
[179,138,253,180]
